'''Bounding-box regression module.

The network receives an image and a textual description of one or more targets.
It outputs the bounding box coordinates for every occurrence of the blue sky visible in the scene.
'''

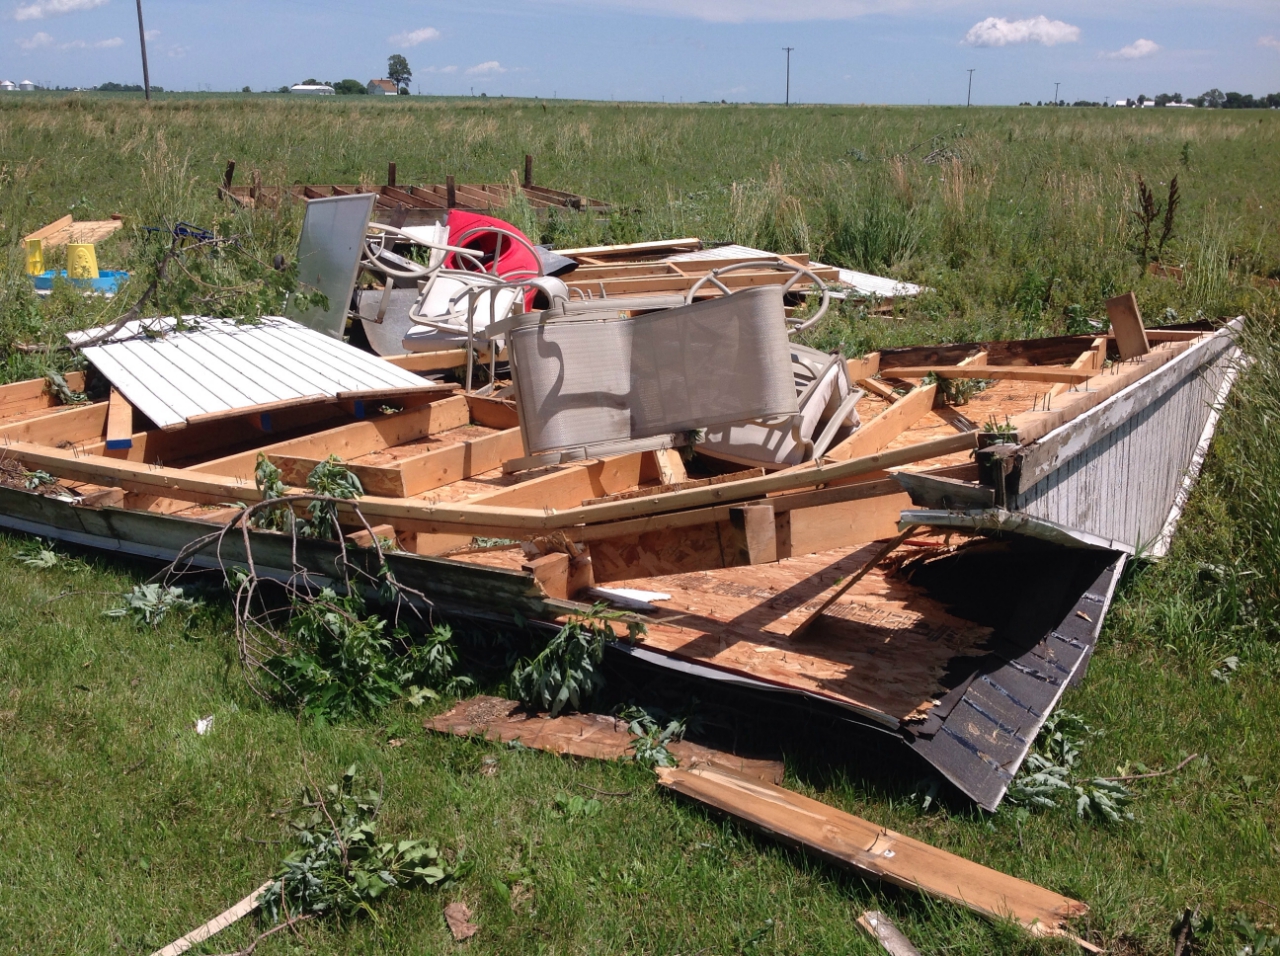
[3,0,1278,104]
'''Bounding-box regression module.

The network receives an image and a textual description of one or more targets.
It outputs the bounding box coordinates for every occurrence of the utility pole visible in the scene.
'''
[1054,81,1060,106]
[783,47,794,106]
[966,68,975,107]
[135,0,151,101]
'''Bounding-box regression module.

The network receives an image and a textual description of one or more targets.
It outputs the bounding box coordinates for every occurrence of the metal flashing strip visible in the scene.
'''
[899,508,1132,553]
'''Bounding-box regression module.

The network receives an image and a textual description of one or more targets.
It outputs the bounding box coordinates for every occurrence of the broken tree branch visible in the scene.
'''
[1101,753,1198,783]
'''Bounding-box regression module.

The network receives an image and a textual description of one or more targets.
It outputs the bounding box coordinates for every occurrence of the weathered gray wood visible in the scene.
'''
[1106,292,1150,361]
[894,472,995,510]
[857,911,922,956]
[1016,320,1240,493]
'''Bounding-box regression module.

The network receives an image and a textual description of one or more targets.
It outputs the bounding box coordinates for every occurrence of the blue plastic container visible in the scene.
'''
[32,270,129,294]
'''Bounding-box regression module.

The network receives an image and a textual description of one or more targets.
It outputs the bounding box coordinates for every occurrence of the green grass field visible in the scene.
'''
[0,95,1277,955]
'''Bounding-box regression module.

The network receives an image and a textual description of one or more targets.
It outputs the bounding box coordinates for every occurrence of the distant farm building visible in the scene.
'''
[19,80,36,91]
[367,78,398,95]
[290,83,335,95]
[0,80,16,92]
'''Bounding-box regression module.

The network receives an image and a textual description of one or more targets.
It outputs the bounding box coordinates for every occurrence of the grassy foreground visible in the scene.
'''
[0,97,1277,955]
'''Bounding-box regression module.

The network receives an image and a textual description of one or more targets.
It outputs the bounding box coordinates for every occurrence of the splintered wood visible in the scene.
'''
[656,764,1095,949]
[608,541,991,723]
[424,696,785,784]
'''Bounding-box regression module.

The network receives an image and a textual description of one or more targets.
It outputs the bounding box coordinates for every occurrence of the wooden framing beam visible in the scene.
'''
[0,371,86,421]
[655,765,1093,949]
[105,389,134,450]
[2,431,979,537]
[270,426,524,498]
[194,395,471,480]
[1105,292,1150,361]
[824,384,937,462]
[883,366,1095,384]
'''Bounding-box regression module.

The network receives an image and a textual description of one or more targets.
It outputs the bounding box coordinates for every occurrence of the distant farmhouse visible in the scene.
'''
[367,78,398,95]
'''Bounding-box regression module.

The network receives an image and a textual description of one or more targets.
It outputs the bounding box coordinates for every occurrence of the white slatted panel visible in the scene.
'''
[1014,352,1234,555]
[76,316,429,429]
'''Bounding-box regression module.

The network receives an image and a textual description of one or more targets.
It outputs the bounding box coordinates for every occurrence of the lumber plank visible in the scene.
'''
[149,881,273,956]
[381,349,500,372]
[195,395,471,480]
[655,764,1092,946]
[781,490,910,558]
[846,352,880,382]
[23,214,73,244]
[857,912,922,956]
[883,366,1094,384]
[1106,292,1150,361]
[465,395,519,430]
[582,467,763,507]
[104,389,134,450]
[0,402,107,447]
[557,238,702,259]
[824,384,936,461]
[1,431,979,537]
[471,451,654,510]
[270,426,524,498]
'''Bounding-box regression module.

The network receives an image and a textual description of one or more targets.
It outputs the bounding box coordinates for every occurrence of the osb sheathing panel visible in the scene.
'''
[617,542,992,723]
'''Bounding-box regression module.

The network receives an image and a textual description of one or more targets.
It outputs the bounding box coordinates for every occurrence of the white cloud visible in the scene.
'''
[1102,38,1160,59]
[545,0,946,22]
[466,60,506,75]
[1261,36,1280,52]
[14,0,108,20]
[389,26,440,47]
[963,15,1080,47]
[422,65,458,74]
[144,27,158,40]
[17,30,53,48]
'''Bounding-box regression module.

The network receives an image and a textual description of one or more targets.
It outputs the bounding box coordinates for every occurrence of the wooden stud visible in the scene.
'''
[271,426,524,498]
[446,175,457,208]
[104,389,134,450]
[846,352,880,382]
[196,395,471,480]
[346,524,397,548]
[1,431,979,537]
[857,912,922,956]
[1106,292,1151,361]
[726,502,777,565]
[881,366,1095,384]
[824,383,937,462]
[387,162,397,187]
[522,551,570,599]
[523,154,534,188]
[655,765,1095,949]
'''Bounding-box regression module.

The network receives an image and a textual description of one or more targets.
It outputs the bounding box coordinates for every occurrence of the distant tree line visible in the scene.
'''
[1125,90,1280,108]
[96,82,165,92]
[1021,90,1279,109]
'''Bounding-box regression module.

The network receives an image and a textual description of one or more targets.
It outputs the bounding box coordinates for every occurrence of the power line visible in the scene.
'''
[783,47,794,106]
[966,68,975,107]
[1054,81,1060,106]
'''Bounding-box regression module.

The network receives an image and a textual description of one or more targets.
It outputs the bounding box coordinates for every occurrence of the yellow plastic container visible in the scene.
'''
[25,238,43,276]
[67,242,100,280]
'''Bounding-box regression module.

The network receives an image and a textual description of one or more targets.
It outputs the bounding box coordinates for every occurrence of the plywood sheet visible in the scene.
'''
[613,543,992,723]
[424,695,784,784]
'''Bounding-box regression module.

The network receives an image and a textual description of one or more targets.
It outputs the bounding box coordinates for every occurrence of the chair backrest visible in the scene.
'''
[507,285,798,459]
